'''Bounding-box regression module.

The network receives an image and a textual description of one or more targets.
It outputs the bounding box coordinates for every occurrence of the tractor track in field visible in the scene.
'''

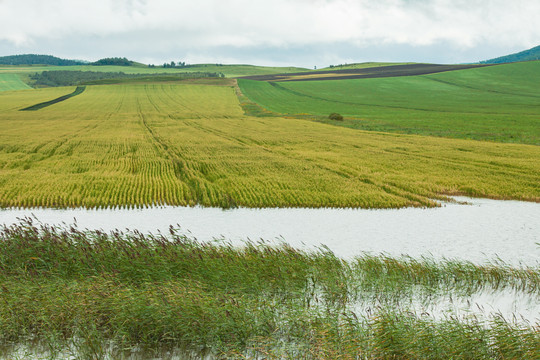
[136,92,228,203]
[19,86,86,111]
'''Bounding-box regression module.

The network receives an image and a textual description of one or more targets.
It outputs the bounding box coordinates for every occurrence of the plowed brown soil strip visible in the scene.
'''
[239,63,491,82]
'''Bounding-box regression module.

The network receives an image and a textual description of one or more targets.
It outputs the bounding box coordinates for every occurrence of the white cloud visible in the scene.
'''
[1,0,538,63]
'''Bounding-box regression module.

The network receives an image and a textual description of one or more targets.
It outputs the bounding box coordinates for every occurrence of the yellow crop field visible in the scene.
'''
[0,82,538,209]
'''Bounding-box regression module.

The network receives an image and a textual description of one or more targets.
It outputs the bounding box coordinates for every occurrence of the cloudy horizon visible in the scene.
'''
[1,0,538,68]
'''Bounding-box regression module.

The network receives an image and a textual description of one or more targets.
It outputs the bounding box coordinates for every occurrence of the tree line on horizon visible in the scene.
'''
[479,45,540,64]
[149,61,198,68]
[0,54,195,69]
[91,57,134,66]
[29,70,224,87]
[0,54,136,67]
[0,54,87,66]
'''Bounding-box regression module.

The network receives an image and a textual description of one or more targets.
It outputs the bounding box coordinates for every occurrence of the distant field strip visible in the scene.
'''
[240,63,489,82]
[0,83,538,209]
[0,64,309,78]
[238,61,540,144]
[0,74,31,91]
[20,86,86,111]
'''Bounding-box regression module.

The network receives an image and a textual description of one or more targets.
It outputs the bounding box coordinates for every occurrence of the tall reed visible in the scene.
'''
[1,219,538,359]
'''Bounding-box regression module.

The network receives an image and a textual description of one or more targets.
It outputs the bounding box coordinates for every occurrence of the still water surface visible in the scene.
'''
[1,196,539,265]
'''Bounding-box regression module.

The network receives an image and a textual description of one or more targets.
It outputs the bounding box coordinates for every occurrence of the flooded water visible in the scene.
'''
[1,197,539,265]
[352,286,540,325]
[2,197,538,359]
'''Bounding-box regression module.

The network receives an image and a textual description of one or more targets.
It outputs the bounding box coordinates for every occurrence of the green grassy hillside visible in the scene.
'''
[0,74,31,91]
[238,61,540,144]
[481,45,540,64]
[0,54,86,66]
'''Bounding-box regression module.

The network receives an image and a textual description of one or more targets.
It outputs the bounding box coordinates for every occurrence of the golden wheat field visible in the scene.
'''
[0,81,538,209]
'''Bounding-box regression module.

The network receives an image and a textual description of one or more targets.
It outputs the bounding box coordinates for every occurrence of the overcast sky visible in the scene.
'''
[0,0,538,68]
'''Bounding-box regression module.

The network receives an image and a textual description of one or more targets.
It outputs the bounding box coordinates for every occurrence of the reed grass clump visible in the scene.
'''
[0,219,538,359]
[328,112,343,121]
[351,254,540,294]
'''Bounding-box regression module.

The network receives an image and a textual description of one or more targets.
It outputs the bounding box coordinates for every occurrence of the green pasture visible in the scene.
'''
[0,74,31,91]
[238,61,540,144]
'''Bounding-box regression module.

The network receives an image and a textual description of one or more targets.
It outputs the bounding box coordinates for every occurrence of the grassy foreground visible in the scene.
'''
[238,61,540,144]
[0,82,539,209]
[0,219,538,359]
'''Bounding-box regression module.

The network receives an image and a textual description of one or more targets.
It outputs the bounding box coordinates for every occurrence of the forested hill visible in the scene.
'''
[0,54,87,66]
[481,45,540,64]
[91,57,134,66]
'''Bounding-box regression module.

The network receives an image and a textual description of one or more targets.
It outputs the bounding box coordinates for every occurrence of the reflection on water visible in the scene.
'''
[4,343,213,360]
[352,286,540,325]
[1,197,539,265]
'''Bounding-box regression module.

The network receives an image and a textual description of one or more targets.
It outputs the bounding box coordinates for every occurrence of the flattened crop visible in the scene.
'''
[20,86,86,111]
[0,83,538,209]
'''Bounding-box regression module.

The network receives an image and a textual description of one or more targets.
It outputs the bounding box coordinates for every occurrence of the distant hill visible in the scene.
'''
[480,45,540,64]
[91,57,134,66]
[0,54,87,66]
